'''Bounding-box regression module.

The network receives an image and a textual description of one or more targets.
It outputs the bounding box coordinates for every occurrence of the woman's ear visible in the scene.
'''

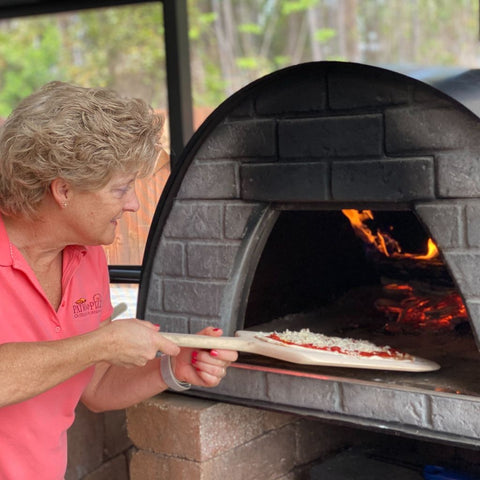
[50,178,71,209]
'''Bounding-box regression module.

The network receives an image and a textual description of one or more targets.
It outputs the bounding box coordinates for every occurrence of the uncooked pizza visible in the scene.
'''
[259,328,412,360]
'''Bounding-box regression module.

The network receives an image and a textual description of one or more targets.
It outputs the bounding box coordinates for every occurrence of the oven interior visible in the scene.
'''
[242,208,480,398]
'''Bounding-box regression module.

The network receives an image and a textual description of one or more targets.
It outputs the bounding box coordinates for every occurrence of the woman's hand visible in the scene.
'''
[170,327,238,387]
[99,319,180,368]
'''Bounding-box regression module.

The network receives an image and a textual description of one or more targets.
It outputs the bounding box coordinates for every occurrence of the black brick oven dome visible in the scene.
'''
[138,61,480,350]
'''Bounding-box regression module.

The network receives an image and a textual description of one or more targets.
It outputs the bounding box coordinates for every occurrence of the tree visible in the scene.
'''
[0,17,62,116]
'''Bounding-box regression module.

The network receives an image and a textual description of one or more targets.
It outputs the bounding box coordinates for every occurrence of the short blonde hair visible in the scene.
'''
[0,81,164,218]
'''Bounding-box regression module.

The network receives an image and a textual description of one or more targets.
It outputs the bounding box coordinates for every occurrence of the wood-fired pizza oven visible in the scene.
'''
[138,62,480,447]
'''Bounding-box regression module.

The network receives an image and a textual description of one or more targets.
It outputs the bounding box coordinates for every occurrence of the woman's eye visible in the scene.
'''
[114,186,131,197]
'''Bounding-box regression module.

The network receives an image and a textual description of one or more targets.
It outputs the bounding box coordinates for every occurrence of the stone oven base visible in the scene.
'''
[126,393,480,480]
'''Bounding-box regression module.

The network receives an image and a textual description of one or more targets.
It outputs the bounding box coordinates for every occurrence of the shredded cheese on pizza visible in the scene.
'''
[265,328,411,360]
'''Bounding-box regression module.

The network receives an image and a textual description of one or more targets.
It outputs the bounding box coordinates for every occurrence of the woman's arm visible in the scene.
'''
[0,318,180,408]
[81,327,238,412]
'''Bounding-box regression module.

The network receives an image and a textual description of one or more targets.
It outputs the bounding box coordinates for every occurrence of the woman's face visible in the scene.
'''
[65,173,140,246]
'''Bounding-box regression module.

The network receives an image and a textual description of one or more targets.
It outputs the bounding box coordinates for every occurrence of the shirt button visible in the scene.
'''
[55,326,61,332]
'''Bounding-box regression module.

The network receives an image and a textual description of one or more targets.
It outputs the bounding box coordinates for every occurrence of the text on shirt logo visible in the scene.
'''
[73,294,103,318]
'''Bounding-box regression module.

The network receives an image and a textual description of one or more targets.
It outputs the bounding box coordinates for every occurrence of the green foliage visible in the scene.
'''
[0,3,166,116]
[0,18,62,116]
[281,0,319,15]
[190,12,217,39]
[236,56,260,69]
[238,23,263,35]
[314,28,336,44]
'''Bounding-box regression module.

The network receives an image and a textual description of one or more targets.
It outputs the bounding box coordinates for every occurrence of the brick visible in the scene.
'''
[412,83,453,106]
[177,160,239,199]
[385,107,480,153]
[279,115,383,158]
[430,396,480,438]
[164,202,223,239]
[200,423,298,480]
[255,64,328,115]
[442,252,480,297]
[129,450,201,480]
[466,202,480,247]
[197,401,291,460]
[341,384,429,428]
[228,96,255,118]
[155,241,184,276]
[187,242,239,279]
[463,300,480,346]
[163,279,225,316]
[188,317,223,334]
[103,410,131,459]
[414,203,463,249]
[294,419,354,465]
[66,404,104,479]
[437,150,480,198]
[329,65,409,109]
[241,162,329,202]
[266,374,341,412]
[83,455,129,480]
[144,313,189,333]
[261,410,297,431]
[200,365,269,402]
[224,203,260,239]
[196,119,276,159]
[127,395,214,460]
[143,274,163,313]
[332,158,435,201]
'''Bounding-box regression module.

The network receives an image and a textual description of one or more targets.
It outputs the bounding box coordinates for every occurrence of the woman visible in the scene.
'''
[0,81,238,479]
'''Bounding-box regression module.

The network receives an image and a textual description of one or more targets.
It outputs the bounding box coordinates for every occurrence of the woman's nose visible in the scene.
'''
[124,186,140,212]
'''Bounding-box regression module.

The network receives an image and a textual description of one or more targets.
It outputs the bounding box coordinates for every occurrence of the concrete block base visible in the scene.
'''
[126,393,354,480]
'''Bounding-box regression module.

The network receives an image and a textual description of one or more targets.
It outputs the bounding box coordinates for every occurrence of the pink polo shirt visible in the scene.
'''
[0,216,113,480]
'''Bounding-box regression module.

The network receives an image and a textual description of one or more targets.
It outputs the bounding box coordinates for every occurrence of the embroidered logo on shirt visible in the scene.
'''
[73,294,103,318]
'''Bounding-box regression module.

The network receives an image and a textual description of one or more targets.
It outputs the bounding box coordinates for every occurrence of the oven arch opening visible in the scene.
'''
[243,209,459,328]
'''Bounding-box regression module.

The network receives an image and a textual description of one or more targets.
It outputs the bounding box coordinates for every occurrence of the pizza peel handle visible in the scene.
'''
[160,333,260,353]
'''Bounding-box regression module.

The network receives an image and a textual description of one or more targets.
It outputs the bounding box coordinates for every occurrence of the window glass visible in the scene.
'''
[110,284,139,318]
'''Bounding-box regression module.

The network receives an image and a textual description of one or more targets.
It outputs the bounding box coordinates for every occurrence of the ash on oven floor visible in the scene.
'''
[309,449,423,480]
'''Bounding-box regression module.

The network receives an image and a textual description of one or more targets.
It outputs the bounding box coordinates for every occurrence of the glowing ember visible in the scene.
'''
[342,209,439,260]
[375,283,467,330]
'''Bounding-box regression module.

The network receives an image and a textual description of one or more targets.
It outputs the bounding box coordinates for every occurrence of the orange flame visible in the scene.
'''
[342,209,438,261]
[408,237,438,261]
